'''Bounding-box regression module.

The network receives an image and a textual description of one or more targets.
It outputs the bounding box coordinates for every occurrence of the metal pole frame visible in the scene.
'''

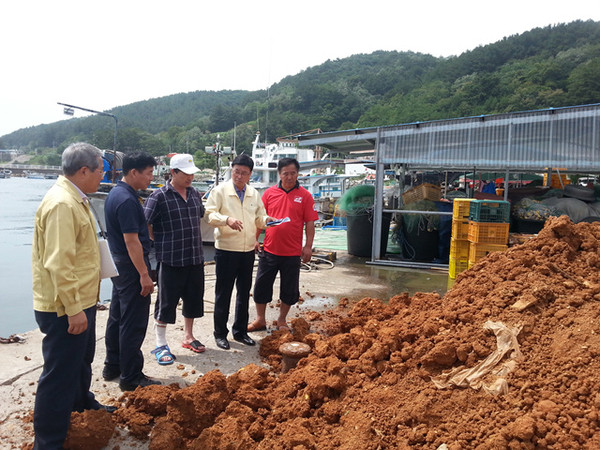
[57,102,118,182]
[371,127,384,261]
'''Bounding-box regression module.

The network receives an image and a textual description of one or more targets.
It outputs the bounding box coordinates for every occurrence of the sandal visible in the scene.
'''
[151,345,175,365]
[182,340,206,353]
[247,322,267,332]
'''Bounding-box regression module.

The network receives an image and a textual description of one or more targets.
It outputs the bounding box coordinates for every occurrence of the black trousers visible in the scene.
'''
[213,249,255,339]
[33,306,99,450]
[253,251,301,305]
[155,263,205,323]
[104,258,151,384]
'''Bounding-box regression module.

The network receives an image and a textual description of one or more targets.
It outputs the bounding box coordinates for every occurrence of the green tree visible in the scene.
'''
[208,104,239,132]
[567,57,600,104]
[44,153,62,166]
[193,148,218,170]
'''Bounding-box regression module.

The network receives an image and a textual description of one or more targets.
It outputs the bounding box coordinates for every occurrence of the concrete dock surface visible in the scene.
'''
[0,251,449,449]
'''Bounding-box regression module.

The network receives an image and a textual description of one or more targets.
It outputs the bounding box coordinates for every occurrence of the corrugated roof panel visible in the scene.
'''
[297,104,600,172]
[372,104,600,171]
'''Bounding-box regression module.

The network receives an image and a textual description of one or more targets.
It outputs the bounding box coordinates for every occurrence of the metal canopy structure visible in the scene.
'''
[298,104,600,171]
[297,104,600,268]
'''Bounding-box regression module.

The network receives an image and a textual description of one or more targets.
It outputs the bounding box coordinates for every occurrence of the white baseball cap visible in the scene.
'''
[170,154,200,174]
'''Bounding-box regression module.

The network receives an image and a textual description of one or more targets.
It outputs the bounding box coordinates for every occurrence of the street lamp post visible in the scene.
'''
[205,134,233,186]
[57,102,118,182]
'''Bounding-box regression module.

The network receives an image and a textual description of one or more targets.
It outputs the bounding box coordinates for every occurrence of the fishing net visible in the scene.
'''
[400,199,440,233]
[513,198,563,221]
[337,185,375,214]
[540,188,565,199]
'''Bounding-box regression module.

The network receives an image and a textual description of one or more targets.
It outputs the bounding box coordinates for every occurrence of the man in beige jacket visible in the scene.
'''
[205,153,270,350]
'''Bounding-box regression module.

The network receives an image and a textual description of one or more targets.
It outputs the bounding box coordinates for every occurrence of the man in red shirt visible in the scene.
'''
[248,158,319,332]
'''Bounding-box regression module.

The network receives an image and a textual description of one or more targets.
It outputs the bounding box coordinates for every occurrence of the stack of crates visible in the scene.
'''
[449,199,473,278]
[543,169,570,189]
[467,199,510,268]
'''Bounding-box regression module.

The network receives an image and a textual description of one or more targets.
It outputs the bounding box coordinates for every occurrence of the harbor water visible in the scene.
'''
[0,178,58,335]
[0,177,122,336]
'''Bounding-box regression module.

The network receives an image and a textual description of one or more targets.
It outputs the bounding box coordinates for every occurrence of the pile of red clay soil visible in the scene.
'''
[65,215,600,449]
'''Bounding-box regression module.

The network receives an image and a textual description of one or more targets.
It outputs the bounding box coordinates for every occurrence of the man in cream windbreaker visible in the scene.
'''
[205,153,271,350]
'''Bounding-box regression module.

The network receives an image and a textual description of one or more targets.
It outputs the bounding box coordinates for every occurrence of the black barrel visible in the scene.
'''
[346,210,391,257]
[401,215,439,262]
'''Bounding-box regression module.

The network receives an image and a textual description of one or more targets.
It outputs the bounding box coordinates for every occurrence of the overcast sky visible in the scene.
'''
[1,0,599,138]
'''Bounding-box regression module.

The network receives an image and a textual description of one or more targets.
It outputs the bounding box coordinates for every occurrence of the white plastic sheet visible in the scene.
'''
[431,321,523,395]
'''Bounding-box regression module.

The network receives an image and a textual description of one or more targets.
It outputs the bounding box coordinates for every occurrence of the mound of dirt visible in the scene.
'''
[64,409,115,449]
[68,215,600,448]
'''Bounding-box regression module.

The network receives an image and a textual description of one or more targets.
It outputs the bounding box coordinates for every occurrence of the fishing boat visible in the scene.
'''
[298,172,356,199]
[251,131,315,187]
[248,130,379,225]
[191,179,214,196]
[24,171,45,179]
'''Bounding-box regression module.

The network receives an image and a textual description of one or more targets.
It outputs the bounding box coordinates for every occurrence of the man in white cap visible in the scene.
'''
[144,154,206,364]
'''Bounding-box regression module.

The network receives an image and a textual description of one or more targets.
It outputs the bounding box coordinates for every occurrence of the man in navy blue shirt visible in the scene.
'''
[144,154,206,363]
[103,151,160,391]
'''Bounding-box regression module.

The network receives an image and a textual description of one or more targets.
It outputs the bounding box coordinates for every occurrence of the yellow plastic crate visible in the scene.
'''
[452,198,474,220]
[451,219,470,240]
[543,169,571,189]
[450,238,470,260]
[467,221,510,244]
[550,177,571,189]
[449,257,469,278]
[468,242,508,265]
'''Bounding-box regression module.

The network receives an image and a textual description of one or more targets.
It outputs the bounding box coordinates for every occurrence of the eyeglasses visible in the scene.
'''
[85,166,105,176]
[232,169,251,176]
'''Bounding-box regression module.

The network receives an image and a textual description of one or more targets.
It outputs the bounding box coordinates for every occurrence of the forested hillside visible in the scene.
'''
[359,20,600,125]
[2,20,599,169]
